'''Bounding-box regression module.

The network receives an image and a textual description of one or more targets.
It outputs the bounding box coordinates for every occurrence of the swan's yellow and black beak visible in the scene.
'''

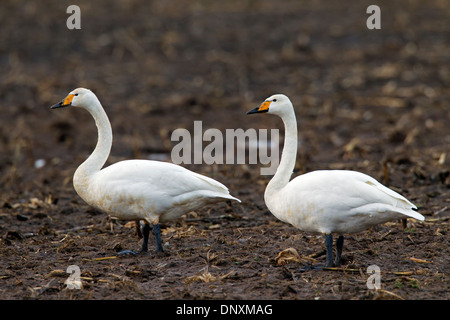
[247,100,271,114]
[51,94,75,109]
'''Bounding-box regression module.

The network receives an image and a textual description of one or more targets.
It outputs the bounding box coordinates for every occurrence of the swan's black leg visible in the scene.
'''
[298,234,345,271]
[324,233,334,267]
[117,222,150,256]
[140,223,150,252]
[153,223,164,253]
[335,235,344,267]
[299,233,334,272]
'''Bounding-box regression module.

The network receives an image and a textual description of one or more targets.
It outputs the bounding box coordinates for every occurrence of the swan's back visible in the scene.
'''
[99,160,232,196]
[266,170,423,234]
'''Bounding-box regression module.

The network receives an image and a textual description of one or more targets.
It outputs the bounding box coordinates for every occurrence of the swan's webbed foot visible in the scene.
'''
[117,249,146,256]
[298,265,324,272]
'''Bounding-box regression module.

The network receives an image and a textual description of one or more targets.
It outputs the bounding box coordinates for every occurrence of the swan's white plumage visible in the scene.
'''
[268,170,422,235]
[79,159,239,224]
[52,88,240,252]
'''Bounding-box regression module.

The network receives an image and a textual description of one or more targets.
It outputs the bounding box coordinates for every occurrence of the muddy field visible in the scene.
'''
[0,0,448,301]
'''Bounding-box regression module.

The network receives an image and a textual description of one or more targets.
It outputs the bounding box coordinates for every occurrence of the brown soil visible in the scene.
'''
[0,0,448,300]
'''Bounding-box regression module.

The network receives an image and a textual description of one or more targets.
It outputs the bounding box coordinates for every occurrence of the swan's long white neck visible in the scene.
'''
[73,97,112,192]
[265,108,298,200]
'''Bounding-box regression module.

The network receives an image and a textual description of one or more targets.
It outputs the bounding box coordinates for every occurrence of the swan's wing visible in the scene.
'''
[96,159,240,202]
[289,170,423,221]
[339,170,423,220]
[357,172,416,208]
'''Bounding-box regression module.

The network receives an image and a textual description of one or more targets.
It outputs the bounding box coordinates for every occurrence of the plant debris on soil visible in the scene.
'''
[0,0,448,300]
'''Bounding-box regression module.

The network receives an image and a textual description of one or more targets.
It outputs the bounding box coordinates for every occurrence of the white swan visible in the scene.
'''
[51,88,240,254]
[247,94,424,268]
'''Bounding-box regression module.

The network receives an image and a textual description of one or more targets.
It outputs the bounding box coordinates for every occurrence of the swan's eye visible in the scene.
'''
[272,99,277,102]
[75,93,79,96]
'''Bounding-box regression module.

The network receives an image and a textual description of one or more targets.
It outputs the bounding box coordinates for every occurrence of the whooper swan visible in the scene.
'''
[51,88,240,255]
[247,94,424,268]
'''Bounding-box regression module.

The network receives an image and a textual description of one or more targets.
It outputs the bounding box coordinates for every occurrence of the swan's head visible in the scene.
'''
[51,88,97,110]
[247,94,293,117]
